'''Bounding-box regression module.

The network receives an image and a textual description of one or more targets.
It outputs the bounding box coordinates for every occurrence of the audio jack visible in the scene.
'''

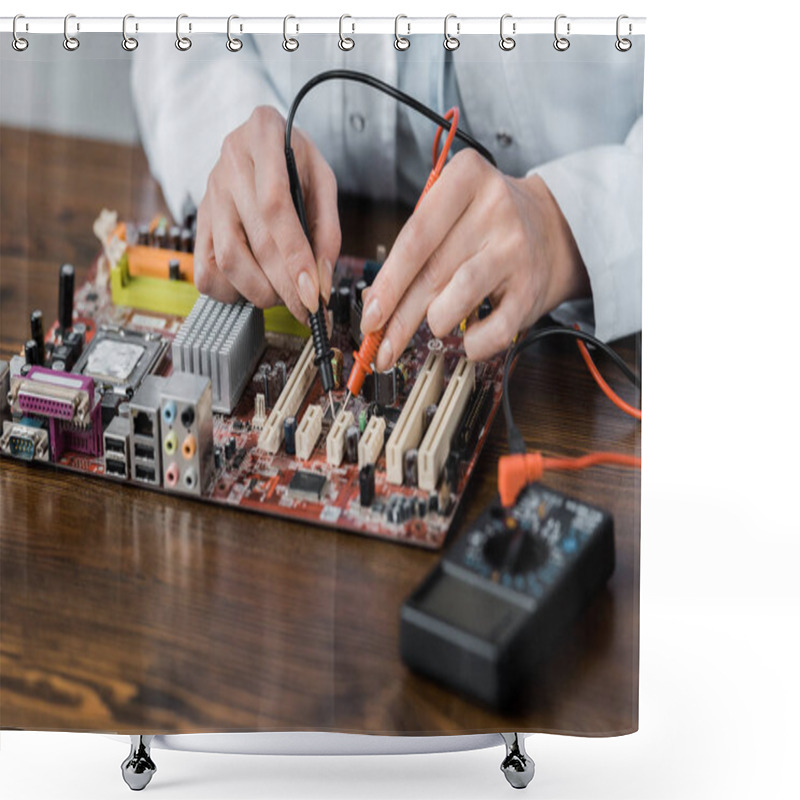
[308,301,336,417]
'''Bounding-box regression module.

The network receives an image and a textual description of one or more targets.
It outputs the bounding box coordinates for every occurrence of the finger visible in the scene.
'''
[248,110,320,316]
[303,147,341,303]
[194,199,241,304]
[211,190,281,310]
[461,291,525,362]
[361,150,485,335]
[426,249,494,338]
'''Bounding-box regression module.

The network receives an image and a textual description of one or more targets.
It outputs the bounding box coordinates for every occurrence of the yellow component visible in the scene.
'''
[164,430,178,456]
[262,306,310,338]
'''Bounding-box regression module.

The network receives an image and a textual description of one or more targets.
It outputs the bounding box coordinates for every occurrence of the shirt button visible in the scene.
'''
[349,112,366,132]
[495,130,514,148]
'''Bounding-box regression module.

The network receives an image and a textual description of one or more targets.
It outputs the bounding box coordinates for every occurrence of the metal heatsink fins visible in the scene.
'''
[172,296,265,414]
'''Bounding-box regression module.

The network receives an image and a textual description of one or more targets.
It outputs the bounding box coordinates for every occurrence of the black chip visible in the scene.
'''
[287,470,327,501]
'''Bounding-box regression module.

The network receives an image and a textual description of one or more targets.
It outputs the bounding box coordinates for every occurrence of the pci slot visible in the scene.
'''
[326,410,354,466]
[418,357,476,491]
[258,337,318,454]
[9,367,93,426]
[358,415,386,469]
[384,351,445,485]
[295,404,323,461]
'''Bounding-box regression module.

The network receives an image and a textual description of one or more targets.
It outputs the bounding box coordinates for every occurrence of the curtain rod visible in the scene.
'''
[0,16,646,37]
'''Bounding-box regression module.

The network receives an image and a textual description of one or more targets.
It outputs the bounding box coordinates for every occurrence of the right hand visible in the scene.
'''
[193,105,341,321]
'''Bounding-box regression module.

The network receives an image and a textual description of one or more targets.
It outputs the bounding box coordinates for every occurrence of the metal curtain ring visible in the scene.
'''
[394,14,410,51]
[63,14,80,51]
[444,14,460,51]
[175,14,192,51]
[122,14,138,51]
[615,14,632,51]
[339,15,354,51]
[227,15,243,52]
[283,15,299,51]
[499,14,516,51]
[12,14,29,52]
[553,14,570,51]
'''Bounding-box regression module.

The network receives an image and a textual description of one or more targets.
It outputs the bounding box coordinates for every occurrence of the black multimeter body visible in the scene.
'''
[400,483,615,710]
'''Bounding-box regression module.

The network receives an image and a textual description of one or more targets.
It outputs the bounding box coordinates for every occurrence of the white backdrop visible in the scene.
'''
[1,1,798,799]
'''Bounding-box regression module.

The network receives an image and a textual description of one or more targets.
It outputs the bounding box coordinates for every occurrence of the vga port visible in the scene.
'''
[1,420,49,462]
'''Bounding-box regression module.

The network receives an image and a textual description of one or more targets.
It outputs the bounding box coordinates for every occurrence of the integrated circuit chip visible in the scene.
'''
[287,470,327,502]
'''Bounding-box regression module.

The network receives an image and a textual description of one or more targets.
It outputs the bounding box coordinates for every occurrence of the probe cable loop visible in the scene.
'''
[12,14,28,52]
[226,15,243,52]
[554,14,570,51]
[122,14,138,51]
[175,13,192,51]
[499,14,516,51]
[615,14,632,51]
[394,15,410,51]
[339,14,355,51]
[63,13,80,51]
[283,15,299,51]
[444,14,460,51]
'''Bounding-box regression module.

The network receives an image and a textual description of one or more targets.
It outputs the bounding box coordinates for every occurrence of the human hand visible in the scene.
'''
[193,106,341,321]
[361,150,589,370]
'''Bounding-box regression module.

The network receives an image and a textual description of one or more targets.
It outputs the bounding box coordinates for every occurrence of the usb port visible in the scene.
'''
[134,464,157,483]
[105,437,126,455]
[106,460,127,478]
[134,443,155,461]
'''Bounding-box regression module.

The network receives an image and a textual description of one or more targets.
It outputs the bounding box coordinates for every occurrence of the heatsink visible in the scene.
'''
[172,295,265,413]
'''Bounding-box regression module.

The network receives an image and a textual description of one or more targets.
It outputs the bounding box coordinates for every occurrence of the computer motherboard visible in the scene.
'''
[0,211,505,549]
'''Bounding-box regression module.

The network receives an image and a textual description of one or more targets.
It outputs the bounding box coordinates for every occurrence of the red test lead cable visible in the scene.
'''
[341,108,461,414]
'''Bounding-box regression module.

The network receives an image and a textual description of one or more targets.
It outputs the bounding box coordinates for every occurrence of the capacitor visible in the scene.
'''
[30,310,45,362]
[354,278,368,306]
[478,297,493,320]
[445,451,460,491]
[358,408,368,434]
[137,224,150,246]
[331,348,344,390]
[344,425,360,463]
[359,463,376,507]
[180,228,193,253]
[416,498,428,517]
[403,448,418,487]
[24,339,40,367]
[262,365,273,406]
[224,437,236,460]
[168,259,181,281]
[152,225,167,249]
[423,403,438,435]
[214,446,223,470]
[332,281,351,326]
[273,361,287,392]
[63,330,84,361]
[169,226,182,251]
[284,416,297,455]
[374,368,397,406]
[58,263,75,333]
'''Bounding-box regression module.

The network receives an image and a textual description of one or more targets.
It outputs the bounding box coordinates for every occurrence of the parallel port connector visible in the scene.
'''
[9,367,94,426]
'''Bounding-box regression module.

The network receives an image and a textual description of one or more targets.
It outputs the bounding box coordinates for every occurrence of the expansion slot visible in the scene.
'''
[385,351,445,485]
[295,404,323,460]
[358,415,386,469]
[9,367,94,426]
[326,410,355,466]
[418,357,476,491]
[258,337,318,454]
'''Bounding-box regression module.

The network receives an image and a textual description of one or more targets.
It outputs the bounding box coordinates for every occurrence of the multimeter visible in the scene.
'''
[400,483,615,710]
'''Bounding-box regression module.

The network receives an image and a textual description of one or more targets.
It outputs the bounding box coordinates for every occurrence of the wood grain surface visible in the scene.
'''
[0,127,641,736]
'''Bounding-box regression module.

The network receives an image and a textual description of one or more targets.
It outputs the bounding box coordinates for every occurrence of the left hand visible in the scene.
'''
[360,149,590,370]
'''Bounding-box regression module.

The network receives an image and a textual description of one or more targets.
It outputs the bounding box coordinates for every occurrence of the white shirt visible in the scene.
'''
[132,33,643,342]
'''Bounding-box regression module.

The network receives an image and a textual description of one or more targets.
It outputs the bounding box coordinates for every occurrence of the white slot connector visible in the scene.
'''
[258,337,318,454]
[418,357,476,491]
[252,393,267,429]
[295,404,323,460]
[326,410,354,466]
[358,415,386,469]
[384,351,445,485]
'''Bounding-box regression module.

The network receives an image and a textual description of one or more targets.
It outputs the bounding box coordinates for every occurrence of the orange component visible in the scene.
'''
[346,327,385,399]
[126,245,195,283]
[498,451,641,507]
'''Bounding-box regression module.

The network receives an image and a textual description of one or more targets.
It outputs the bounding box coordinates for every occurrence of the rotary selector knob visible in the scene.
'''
[482,517,550,575]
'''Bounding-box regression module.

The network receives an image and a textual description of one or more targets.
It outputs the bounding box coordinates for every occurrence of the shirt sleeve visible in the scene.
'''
[529,116,643,342]
[130,36,288,221]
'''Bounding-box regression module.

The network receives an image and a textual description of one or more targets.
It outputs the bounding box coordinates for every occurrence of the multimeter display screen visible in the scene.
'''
[417,572,525,642]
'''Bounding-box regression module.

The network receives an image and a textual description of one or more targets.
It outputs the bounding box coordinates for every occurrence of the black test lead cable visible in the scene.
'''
[282,70,497,416]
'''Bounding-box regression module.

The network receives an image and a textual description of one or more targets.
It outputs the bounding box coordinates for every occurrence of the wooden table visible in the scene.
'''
[0,127,640,736]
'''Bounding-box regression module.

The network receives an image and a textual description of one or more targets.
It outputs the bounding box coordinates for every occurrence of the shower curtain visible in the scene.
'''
[0,15,643,763]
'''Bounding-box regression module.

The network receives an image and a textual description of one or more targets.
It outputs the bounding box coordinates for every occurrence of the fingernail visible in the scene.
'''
[376,338,393,371]
[361,297,381,333]
[298,270,318,312]
[318,258,333,302]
